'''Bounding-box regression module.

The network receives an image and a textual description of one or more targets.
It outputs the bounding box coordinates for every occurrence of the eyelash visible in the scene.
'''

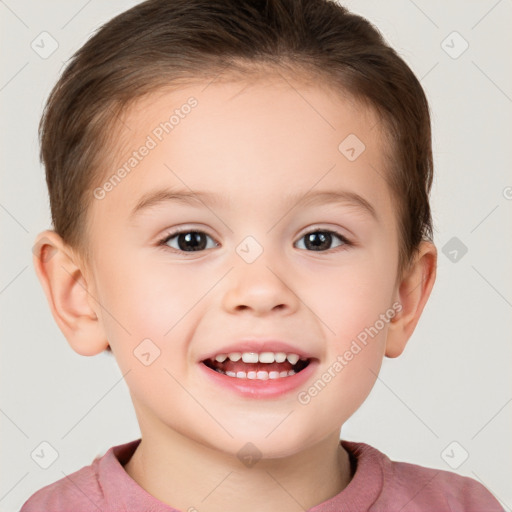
[157,227,353,254]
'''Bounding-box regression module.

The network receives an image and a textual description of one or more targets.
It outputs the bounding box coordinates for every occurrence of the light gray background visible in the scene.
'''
[1,1,511,510]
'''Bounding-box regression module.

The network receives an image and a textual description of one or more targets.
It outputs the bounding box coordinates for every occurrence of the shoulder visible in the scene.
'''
[386,457,503,511]
[342,441,504,512]
[20,439,143,512]
[20,459,105,512]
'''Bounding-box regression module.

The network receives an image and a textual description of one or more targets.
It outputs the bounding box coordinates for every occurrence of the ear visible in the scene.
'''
[385,241,437,358]
[32,230,109,356]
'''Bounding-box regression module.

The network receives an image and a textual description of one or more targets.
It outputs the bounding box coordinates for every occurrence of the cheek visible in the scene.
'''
[297,277,391,428]
[95,259,201,402]
[95,254,206,358]
[301,247,397,419]
[306,254,397,349]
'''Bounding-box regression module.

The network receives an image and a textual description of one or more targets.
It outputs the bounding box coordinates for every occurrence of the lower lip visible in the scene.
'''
[198,360,318,398]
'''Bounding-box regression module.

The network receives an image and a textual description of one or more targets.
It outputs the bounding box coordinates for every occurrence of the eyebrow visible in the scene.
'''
[129,186,378,221]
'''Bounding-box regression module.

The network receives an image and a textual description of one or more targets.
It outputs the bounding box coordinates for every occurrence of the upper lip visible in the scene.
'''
[199,339,316,362]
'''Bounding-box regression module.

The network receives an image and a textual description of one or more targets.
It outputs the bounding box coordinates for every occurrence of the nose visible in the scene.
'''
[222,254,300,317]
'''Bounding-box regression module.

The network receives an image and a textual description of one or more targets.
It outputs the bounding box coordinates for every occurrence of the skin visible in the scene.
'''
[33,72,436,512]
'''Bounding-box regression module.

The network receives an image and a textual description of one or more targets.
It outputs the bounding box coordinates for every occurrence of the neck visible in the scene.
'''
[124,424,352,512]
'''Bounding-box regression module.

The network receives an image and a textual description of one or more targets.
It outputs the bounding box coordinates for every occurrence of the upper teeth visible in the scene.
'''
[214,352,302,365]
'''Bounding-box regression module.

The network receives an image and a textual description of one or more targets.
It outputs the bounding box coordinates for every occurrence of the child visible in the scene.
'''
[22,0,503,510]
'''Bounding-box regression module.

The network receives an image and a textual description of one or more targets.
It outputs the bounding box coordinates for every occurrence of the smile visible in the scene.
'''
[202,351,311,380]
[199,350,317,398]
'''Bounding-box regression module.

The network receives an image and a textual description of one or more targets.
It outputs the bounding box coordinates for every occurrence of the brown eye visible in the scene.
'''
[161,231,218,252]
[295,230,350,252]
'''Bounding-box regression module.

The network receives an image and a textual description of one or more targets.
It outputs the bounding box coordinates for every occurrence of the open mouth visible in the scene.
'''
[202,352,311,380]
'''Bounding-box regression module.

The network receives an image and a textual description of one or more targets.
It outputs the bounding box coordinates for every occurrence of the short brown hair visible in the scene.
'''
[39,0,433,279]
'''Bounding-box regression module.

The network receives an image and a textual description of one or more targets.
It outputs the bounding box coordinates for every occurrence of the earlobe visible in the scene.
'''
[32,230,109,356]
[385,241,437,358]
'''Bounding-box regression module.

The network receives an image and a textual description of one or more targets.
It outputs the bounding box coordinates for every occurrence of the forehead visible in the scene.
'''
[92,76,393,225]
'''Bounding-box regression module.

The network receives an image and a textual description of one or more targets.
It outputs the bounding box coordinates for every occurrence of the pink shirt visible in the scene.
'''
[21,438,503,511]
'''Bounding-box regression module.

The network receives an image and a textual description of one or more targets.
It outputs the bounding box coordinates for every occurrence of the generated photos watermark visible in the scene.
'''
[297,301,403,405]
[93,96,198,200]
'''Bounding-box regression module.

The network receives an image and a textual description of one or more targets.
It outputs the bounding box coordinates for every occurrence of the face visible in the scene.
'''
[84,74,401,458]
